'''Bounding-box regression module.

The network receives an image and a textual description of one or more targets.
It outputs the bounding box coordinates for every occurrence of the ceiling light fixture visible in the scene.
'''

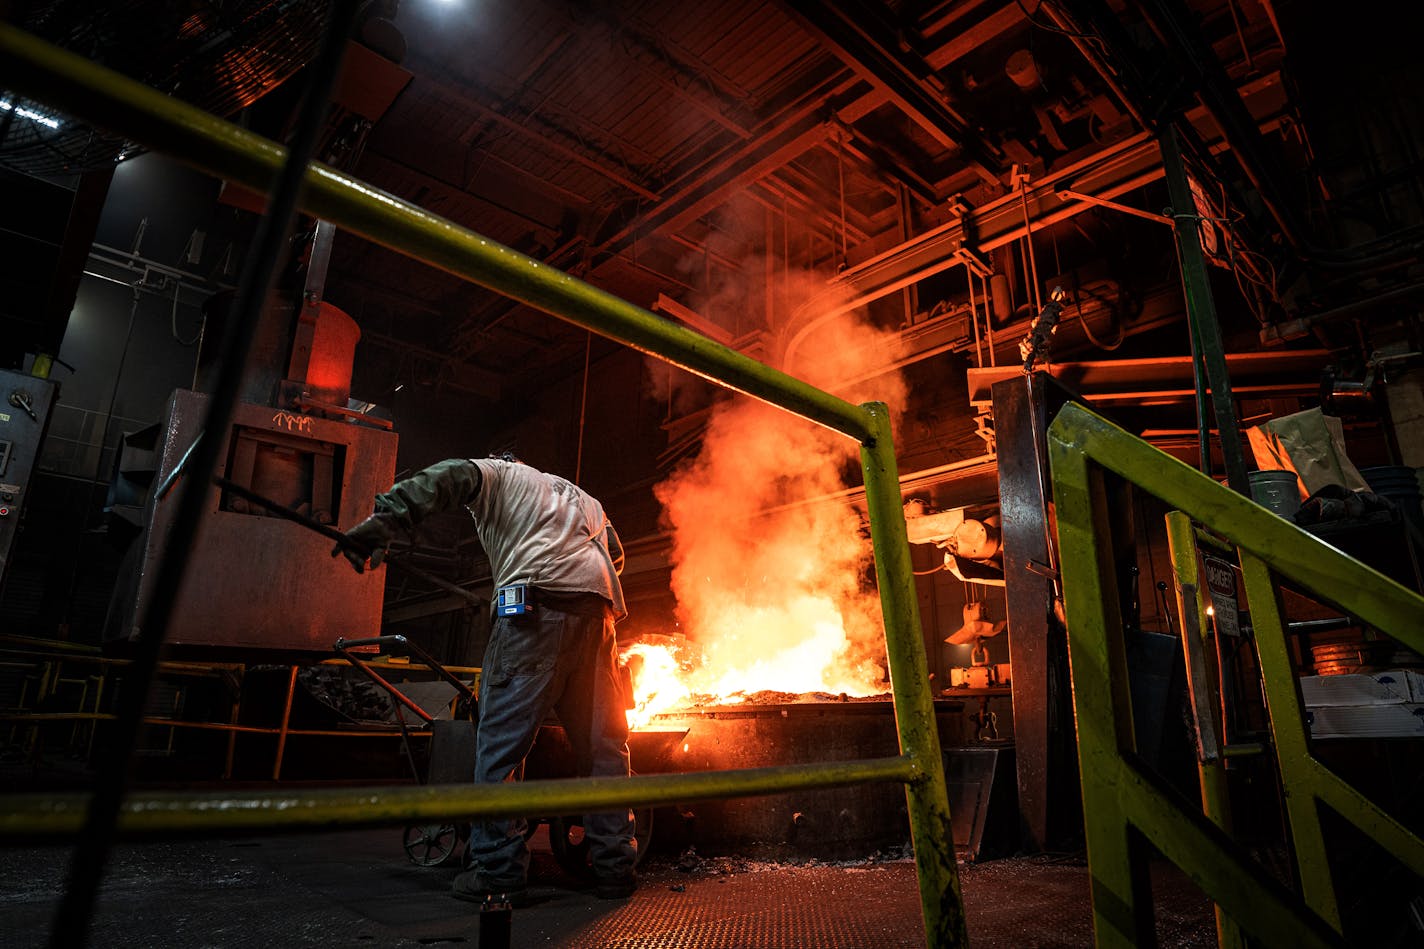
[0,99,61,130]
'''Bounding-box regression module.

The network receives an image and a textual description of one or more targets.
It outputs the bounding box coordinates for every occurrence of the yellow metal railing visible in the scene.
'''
[0,24,965,948]
[0,639,485,780]
[1048,401,1424,948]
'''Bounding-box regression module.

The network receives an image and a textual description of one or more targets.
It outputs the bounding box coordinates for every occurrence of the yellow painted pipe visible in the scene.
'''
[860,403,967,948]
[0,24,875,445]
[0,755,918,839]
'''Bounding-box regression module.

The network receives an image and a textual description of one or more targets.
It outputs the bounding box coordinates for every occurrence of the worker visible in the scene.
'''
[333,452,637,904]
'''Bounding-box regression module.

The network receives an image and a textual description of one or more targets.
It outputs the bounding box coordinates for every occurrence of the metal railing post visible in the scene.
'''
[1164,512,1247,949]
[1049,429,1150,949]
[1048,401,1424,949]
[860,402,966,949]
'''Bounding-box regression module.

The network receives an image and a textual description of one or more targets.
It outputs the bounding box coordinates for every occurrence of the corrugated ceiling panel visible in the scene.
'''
[635,1,823,106]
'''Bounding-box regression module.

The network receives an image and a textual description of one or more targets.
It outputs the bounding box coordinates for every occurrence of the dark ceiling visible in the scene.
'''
[5,0,1422,449]
[288,0,1419,412]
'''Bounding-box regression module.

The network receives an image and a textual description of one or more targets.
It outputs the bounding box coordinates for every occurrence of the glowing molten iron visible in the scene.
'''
[620,582,894,728]
[622,606,886,729]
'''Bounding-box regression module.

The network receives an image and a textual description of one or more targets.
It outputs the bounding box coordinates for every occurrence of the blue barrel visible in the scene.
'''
[1361,465,1423,532]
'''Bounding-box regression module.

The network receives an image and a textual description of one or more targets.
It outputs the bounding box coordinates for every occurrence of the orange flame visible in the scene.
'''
[627,270,907,728]
[622,641,693,729]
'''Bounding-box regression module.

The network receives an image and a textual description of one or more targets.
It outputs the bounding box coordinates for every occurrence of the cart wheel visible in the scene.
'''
[548,806,654,879]
[404,823,460,867]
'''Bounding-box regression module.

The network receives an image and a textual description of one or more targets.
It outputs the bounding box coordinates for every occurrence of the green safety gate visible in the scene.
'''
[0,23,967,948]
[1048,401,1424,948]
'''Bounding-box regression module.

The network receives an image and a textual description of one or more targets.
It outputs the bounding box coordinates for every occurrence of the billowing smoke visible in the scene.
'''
[652,269,907,698]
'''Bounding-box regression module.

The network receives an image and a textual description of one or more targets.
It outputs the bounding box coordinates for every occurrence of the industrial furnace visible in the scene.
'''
[648,697,971,861]
[107,294,398,654]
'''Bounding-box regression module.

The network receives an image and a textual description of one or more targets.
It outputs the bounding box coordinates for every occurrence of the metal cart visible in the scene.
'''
[333,634,678,876]
[334,634,479,867]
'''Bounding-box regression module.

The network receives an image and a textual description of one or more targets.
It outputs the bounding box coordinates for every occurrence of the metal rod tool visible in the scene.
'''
[212,475,485,609]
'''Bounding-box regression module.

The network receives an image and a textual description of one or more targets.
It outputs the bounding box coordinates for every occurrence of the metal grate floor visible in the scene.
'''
[2,828,1218,948]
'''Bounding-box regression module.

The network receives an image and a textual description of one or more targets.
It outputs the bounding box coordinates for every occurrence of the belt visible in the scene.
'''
[525,586,610,616]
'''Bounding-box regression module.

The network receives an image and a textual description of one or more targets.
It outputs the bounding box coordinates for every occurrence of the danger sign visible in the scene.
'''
[1203,556,1241,637]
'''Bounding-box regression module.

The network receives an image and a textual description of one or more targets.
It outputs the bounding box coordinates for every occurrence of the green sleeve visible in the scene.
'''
[374,458,483,530]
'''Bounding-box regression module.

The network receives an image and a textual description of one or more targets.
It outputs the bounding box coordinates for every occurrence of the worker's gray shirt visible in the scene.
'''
[466,458,626,617]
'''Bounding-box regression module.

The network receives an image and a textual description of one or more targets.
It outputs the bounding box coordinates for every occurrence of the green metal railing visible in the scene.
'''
[1048,401,1424,948]
[0,24,965,948]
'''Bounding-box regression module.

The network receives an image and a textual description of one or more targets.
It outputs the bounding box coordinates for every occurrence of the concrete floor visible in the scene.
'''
[2,824,1221,948]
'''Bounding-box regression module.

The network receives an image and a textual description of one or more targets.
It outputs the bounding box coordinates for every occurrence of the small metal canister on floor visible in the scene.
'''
[479,895,512,949]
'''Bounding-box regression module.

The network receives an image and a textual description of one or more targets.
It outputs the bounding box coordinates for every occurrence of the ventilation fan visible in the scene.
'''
[1,0,328,177]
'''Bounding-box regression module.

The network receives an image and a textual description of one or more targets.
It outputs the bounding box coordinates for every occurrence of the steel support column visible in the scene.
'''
[991,372,1079,853]
[1160,125,1251,495]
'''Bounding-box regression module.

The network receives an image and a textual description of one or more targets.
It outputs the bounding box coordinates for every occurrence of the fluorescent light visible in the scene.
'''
[0,99,61,130]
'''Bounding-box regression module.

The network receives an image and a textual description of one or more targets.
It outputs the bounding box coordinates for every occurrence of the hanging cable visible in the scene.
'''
[983,272,996,367]
[837,129,848,268]
[170,278,201,346]
[782,193,790,287]
[1052,229,1122,351]
[574,331,591,483]
[967,262,984,368]
[1018,174,1043,312]
[1074,289,1125,351]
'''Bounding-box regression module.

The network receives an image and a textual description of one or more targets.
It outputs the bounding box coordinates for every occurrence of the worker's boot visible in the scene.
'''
[593,872,637,899]
[451,869,532,907]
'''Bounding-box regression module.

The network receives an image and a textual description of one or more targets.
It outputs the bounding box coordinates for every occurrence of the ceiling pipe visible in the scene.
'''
[774,36,1291,372]
[1036,2,1156,132]
[778,130,1169,371]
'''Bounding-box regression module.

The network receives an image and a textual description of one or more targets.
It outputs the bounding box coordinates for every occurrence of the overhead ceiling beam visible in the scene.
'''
[779,0,1003,185]
[771,158,878,242]
[1133,0,1306,248]
[914,0,1003,39]
[920,3,1026,71]
[781,71,1291,361]
[743,181,855,251]
[1042,0,1292,252]
[359,151,562,248]
[590,75,866,259]
[547,0,761,140]
[838,127,940,205]
[421,77,662,202]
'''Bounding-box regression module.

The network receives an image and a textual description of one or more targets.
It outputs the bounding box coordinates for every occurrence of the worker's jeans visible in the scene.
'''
[467,595,635,886]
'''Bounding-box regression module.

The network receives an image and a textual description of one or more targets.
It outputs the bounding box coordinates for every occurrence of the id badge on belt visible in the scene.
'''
[495,583,531,616]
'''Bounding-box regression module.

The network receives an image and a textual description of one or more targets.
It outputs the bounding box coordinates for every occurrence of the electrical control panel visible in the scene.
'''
[0,368,59,592]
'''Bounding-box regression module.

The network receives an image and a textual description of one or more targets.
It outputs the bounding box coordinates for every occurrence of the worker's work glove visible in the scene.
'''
[332,512,400,573]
